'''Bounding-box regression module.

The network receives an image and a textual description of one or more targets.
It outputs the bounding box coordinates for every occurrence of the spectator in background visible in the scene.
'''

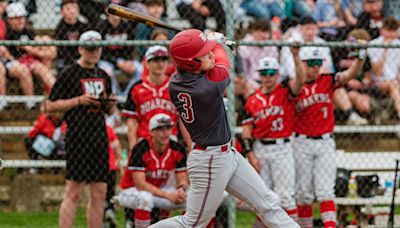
[136,0,173,57]
[6,2,56,94]
[333,29,374,116]
[313,0,347,41]
[281,16,368,125]
[0,0,36,110]
[238,19,279,89]
[239,0,286,21]
[44,30,116,228]
[356,0,386,39]
[79,0,110,28]
[54,0,88,72]
[340,0,364,26]
[367,17,400,124]
[176,0,226,33]
[125,0,148,14]
[103,124,122,228]
[96,2,141,97]
[383,0,400,20]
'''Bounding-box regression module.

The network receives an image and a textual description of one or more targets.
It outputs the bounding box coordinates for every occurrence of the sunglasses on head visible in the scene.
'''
[259,69,278,76]
[305,59,323,67]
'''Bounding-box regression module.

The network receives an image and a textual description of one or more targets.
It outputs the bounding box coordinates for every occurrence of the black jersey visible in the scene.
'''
[49,62,112,143]
[169,64,231,147]
[95,19,135,62]
[6,27,35,58]
[54,19,88,64]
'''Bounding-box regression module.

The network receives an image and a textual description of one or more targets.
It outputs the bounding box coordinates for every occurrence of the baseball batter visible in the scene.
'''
[293,46,366,228]
[148,29,299,228]
[241,50,304,226]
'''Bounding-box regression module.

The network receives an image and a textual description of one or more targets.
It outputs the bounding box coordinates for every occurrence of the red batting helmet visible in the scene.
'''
[169,29,217,71]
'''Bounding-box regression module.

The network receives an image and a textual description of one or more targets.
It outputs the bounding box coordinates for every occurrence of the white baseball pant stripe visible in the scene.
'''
[149,143,299,228]
[292,137,336,204]
[253,140,296,210]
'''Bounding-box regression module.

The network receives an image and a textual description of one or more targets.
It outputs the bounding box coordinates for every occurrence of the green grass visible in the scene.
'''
[0,207,257,227]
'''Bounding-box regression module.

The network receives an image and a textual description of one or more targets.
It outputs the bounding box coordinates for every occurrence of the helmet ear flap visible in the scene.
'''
[173,56,202,71]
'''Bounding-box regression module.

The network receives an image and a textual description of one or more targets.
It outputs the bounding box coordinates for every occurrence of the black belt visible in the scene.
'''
[295,133,334,140]
[259,138,290,145]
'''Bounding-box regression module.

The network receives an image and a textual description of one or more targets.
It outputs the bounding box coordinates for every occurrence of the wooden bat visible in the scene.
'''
[107,3,183,32]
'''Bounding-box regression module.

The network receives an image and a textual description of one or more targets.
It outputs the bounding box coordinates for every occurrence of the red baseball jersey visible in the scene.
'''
[294,74,340,136]
[121,76,179,138]
[106,125,119,171]
[120,138,187,189]
[242,81,295,139]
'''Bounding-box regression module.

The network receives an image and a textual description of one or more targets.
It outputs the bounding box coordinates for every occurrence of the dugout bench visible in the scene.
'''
[335,150,400,227]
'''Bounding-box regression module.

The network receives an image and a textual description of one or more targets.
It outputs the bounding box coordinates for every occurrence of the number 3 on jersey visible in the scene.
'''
[177,93,195,123]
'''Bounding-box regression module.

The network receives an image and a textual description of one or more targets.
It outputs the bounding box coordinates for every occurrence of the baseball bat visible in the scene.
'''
[388,159,399,228]
[107,3,183,32]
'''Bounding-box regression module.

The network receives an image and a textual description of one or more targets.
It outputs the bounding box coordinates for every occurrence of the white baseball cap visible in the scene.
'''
[6,2,28,18]
[145,45,169,62]
[79,30,102,42]
[257,57,280,71]
[149,114,173,131]
[299,47,325,60]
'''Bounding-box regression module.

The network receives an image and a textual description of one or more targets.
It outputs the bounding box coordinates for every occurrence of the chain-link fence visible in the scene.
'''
[1,0,400,227]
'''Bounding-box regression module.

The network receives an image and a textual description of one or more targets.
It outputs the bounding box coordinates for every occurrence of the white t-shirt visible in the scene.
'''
[280,27,335,79]
[367,36,400,81]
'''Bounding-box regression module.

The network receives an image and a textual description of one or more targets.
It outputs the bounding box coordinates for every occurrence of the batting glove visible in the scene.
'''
[206,32,225,42]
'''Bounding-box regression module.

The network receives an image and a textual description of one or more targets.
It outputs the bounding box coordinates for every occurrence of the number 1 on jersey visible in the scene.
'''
[177,93,195,123]
[321,107,328,119]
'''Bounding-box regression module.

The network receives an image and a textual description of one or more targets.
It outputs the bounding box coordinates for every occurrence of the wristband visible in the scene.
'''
[242,138,253,157]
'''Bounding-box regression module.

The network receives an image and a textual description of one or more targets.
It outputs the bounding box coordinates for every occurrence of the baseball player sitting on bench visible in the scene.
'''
[113,114,188,228]
[241,47,305,226]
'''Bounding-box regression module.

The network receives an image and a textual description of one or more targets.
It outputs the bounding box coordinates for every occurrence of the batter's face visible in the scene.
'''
[196,51,215,72]
[151,126,172,146]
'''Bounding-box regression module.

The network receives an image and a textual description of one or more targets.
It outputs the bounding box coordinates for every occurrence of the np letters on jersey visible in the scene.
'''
[81,78,106,99]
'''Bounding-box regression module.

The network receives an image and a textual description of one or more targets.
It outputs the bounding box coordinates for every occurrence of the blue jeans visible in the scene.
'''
[98,59,143,97]
[240,0,286,20]
[287,0,311,18]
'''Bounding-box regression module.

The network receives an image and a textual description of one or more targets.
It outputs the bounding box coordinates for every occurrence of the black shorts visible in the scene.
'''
[65,146,109,183]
